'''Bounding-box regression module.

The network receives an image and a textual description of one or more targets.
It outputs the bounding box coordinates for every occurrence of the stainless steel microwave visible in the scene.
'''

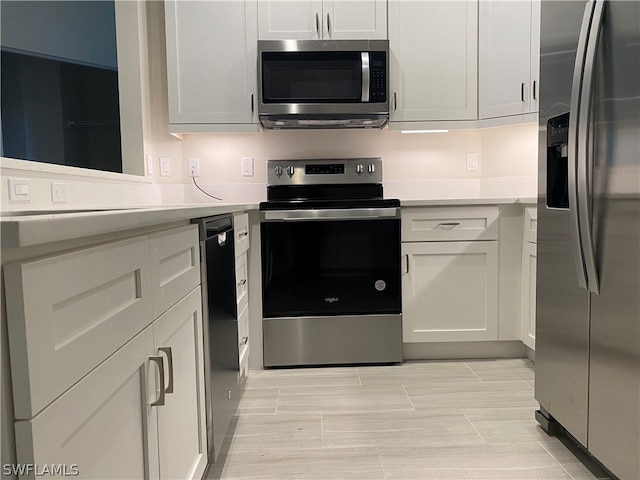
[258,39,389,129]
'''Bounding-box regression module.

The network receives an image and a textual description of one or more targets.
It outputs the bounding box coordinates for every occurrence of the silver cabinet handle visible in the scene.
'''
[239,231,249,238]
[403,254,409,274]
[533,80,537,101]
[315,12,320,36]
[241,336,249,346]
[521,82,526,103]
[393,92,397,111]
[577,0,604,294]
[326,13,331,36]
[250,93,254,113]
[568,0,597,290]
[158,347,174,394]
[238,278,247,286]
[361,52,370,102]
[436,222,461,229]
[149,356,165,407]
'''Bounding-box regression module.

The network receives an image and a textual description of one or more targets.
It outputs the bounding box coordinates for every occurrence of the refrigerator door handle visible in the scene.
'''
[568,0,596,290]
[577,0,605,295]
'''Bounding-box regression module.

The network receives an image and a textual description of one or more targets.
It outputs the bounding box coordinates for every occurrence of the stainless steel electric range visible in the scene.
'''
[260,157,402,367]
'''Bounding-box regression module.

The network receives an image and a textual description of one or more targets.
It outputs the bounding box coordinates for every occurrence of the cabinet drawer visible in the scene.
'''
[523,206,537,243]
[402,206,499,242]
[149,224,200,317]
[238,303,249,381]
[5,237,153,419]
[234,213,250,257]
[235,251,248,310]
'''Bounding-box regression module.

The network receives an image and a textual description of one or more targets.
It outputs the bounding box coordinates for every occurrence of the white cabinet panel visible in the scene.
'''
[258,0,323,39]
[325,0,387,39]
[402,241,499,343]
[154,287,207,480]
[389,0,478,122]
[5,236,152,419]
[165,0,258,129]
[149,224,200,318]
[234,212,250,257]
[523,206,538,243]
[258,0,386,40]
[479,0,540,118]
[14,327,160,480]
[521,242,537,350]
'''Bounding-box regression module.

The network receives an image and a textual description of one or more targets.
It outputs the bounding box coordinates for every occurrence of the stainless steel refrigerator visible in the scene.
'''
[535,1,639,479]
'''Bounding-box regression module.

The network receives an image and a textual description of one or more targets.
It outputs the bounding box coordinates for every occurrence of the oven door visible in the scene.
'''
[261,206,401,318]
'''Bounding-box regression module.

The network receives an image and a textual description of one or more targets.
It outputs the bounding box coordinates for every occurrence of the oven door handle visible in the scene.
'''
[261,207,401,222]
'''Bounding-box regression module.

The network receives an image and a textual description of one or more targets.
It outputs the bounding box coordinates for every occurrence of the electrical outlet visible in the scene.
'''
[241,157,254,177]
[466,153,479,171]
[160,157,171,176]
[188,158,200,177]
[51,182,69,203]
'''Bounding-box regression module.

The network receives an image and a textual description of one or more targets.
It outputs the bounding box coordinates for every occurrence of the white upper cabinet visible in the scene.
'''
[258,0,387,40]
[479,0,541,118]
[164,0,258,132]
[389,0,478,123]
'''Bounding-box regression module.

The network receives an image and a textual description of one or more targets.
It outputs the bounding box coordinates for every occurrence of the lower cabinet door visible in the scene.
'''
[153,287,207,480]
[521,241,537,350]
[14,328,160,480]
[402,241,499,342]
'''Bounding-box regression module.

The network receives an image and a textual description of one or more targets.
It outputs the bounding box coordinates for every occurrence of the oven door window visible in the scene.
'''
[261,218,400,317]
[261,52,362,103]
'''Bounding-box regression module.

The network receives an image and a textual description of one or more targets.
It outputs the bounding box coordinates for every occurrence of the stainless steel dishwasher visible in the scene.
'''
[195,215,240,462]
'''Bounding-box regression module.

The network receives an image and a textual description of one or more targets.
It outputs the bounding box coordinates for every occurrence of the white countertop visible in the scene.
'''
[1,195,537,248]
[1,203,258,247]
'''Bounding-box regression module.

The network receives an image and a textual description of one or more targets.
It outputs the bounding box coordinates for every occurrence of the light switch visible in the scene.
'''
[8,178,31,203]
[160,157,171,176]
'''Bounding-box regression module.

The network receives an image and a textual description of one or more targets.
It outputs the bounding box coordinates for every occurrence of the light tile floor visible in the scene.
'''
[206,359,611,480]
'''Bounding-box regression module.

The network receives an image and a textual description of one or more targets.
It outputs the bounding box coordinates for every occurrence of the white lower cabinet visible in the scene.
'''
[234,213,250,382]
[6,224,206,480]
[402,241,499,342]
[154,287,207,480]
[521,206,538,350]
[15,327,161,480]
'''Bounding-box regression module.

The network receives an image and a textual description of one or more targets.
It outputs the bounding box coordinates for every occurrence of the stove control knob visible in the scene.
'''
[274,166,283,177]
[368,163,376,174]
[356,164,364,174]
[286,166,295,177]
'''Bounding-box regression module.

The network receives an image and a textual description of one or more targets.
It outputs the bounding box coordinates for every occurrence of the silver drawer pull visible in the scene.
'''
[241,336,249,346]
[158,347,174,394]
[239,231,248,238]
[436,222,461,230]
[149,356,165,407]
[238,279,247,286]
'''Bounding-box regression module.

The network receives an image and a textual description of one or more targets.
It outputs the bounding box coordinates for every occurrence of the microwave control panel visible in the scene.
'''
[369,52,387,103]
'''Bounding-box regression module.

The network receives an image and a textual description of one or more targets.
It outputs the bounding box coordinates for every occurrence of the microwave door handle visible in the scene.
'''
[361,52,370,102]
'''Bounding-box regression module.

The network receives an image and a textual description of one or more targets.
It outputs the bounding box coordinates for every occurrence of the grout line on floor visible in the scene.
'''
[320,413,324,449]
[375,447,389,480]
[356,367,362,386]
[538,440,581,480]
[275,388,281,415]
[464,362,482,380]
[402,384,417,411]
[462,410,487,444]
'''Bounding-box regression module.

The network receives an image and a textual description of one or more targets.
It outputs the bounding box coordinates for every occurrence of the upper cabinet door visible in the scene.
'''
[165,0,257,129]
[258,0,324,39]
[479,0,533,119]
[257,0,386,40]
[529,0,541,114]
[389,0,478,122]
[324,0,387,39]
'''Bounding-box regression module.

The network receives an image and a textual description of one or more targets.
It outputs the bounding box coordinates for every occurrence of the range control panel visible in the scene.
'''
[267,158,383,186]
